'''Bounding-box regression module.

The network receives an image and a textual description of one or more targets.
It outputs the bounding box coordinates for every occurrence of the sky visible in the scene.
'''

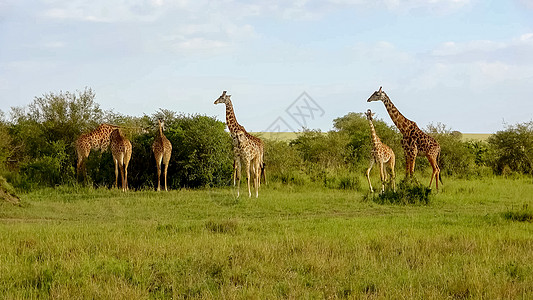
[1,0,532,134]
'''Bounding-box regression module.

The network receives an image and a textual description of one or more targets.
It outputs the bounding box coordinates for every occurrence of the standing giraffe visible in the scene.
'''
[235,130,261,198]
[152,119,172,191]
[365,109,396,193]
[110,128,132,192]
[367,87,442,190]
[76,123,120,182]
[214,91,266,186]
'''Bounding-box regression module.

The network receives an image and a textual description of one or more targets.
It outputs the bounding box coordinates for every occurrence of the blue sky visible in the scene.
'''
[1,0,532,133]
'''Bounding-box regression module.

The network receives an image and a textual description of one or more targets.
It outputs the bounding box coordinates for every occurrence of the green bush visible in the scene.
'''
[488,122,533,175]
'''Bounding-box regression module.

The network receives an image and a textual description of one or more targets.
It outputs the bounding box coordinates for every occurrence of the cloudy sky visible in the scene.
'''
[1,0,532,133]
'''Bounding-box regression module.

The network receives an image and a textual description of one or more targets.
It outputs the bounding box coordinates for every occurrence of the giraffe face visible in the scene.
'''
[214,90,231,105]
[365,109,375,121]
[158,119,165,131]
[367,86,387,102]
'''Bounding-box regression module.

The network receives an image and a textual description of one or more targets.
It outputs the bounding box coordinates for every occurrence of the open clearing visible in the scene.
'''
[1,177,532,298]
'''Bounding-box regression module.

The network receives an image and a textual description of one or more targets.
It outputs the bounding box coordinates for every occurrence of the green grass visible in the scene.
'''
[1,178,533,298]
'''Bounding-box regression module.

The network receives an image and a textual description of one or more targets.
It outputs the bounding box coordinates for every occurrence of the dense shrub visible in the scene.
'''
[488,122,533,175]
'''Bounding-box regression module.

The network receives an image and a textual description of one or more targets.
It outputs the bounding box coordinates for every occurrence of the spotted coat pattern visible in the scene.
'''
[235,130,261,198]
[367,87,441,190]
[365,109,396,193]
[214,91,266,186]
[110,128,132,192]
[76,123,120,180]
[152,119,172,191]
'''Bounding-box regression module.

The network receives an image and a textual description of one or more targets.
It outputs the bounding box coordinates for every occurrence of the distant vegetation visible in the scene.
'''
[0,88,532,191]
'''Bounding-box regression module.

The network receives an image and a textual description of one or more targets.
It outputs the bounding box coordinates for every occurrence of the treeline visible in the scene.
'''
[0,88,532,191]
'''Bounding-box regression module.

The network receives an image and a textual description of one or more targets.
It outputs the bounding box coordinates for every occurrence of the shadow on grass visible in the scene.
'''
[363,179,432,205]
[502,204,533,223]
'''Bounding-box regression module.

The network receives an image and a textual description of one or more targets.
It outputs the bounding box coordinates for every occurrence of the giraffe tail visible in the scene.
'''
[437,151,443,184]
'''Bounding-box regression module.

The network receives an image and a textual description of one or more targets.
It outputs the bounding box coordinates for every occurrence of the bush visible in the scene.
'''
[488,122,533,175]
[365,179,432,205]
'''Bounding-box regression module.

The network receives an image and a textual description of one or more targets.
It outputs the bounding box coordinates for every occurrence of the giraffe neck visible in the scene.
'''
[368,119,381,147]
[158,125,163,138]
[224,100,244,134]
[382,96,412,135]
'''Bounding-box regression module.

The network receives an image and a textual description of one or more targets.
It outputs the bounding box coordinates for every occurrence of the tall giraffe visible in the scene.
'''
[367,87,442,190]
[235,130,261,198]
[110,128,132,192]
[76,123,119,181]
[214,91,266,186]
[152,119,172,191]
[365,109,396,193]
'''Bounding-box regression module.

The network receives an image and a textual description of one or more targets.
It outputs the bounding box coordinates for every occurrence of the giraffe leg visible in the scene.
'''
[124,149,131,192]
[427,154,440,191]
[155,155,162,192]
[366,159,375,193]
[379,162,385,193]
[389,155,396,192]
[254,159,260,198]
[163,162,169,192]
[235,159,241,198]
[113,157,119,189]
[245,160,251,198]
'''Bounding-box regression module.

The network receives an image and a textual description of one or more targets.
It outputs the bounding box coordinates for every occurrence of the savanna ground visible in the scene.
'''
[1,177,533,299]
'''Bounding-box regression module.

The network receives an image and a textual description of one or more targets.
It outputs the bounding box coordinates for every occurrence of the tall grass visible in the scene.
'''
[1,178,532,298]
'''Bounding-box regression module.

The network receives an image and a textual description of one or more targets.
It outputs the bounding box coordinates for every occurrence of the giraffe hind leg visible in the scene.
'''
[366,159,375,193]
[427,154,440,191]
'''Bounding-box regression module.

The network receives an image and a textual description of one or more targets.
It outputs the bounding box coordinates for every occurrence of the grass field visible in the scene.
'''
[1,178,532,299]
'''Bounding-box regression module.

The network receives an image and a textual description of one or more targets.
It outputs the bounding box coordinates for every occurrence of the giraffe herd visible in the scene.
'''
[75,87,441,195]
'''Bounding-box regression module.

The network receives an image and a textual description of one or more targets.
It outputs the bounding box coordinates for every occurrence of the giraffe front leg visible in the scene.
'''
[366,159,374,193]
[245,160,251,198]
[235,159,241,198]
[379,162,385,193]
[389,156,396,192]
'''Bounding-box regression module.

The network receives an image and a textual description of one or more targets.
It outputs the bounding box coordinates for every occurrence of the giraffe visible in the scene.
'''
[76,123,120,182]
[367,87,442,190]
[365,109,396,193]
[235,130,261,198]
[109,128,132,192]
[152,119,172,191]
[214,91,266,186]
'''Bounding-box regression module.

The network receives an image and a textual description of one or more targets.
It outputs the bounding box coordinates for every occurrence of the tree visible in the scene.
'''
[487,122,533,175]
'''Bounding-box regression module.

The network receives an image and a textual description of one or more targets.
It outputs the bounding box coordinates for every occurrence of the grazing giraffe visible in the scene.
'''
[235,130,261,198]
[365,109,396,193]
[110,128,132,192]
[76,123,120,182]
[152,119,172,191]
[214,91,266,186]
[367,87,442,190]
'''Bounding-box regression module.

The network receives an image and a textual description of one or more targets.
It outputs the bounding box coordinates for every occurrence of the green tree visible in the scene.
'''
[487,122,533,175]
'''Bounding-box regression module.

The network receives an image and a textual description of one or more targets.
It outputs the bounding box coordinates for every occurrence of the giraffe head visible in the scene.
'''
[364,109,375,121]
[158,119,165,131]
[367,86,388,102]
[214,90,231,105]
